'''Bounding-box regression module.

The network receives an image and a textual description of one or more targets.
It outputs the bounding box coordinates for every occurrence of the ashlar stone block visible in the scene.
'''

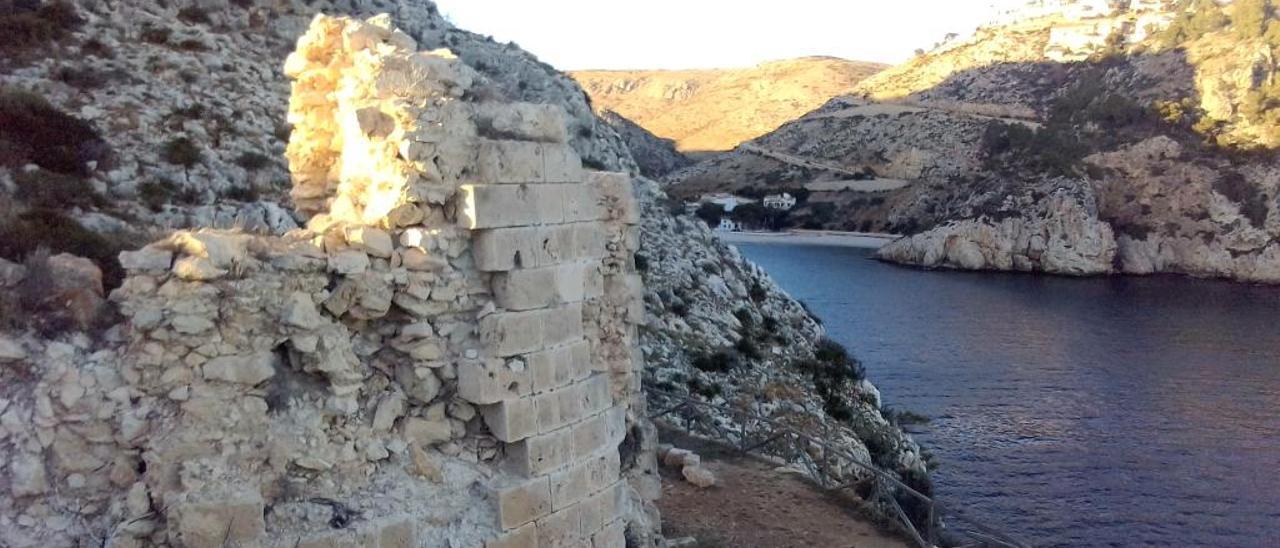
[475,101,569,144]
[476,140,584,184]
[535,503,584,548]
[480,304,584,357]
[459,181,606,228]
[586,172,639,225]
[174,492,266,548]
[507,428,574,477]
[487,522,539,548]
[482,397,538,442]
[492,262,601,311]
[495,476,553,530]
[473,223,606,272]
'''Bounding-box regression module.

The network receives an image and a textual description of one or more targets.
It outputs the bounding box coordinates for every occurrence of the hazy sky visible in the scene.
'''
[434,0,1028,70]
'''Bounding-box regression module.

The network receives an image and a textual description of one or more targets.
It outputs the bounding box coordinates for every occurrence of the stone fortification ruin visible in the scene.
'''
[0,13,659,548]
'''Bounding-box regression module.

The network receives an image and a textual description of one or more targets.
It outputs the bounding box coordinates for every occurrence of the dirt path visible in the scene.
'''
[657,431,909,548]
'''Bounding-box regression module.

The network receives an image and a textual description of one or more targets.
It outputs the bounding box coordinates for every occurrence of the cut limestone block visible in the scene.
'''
[494,476,553,530]
[486,522,538,548]
[472,222,606,271]
[173,492,266,548]
[591,520,627,548]
[480,304,584,357]
[475,140,583,184]
[457,183,605,229]
[587,171,640,225]
[492,262,602,311]
[458,357,535,405]
[507,428,574,477]
[458,340,590,405]
[474,102,569,144]
[535,503,584,548]
[481,397,538,442]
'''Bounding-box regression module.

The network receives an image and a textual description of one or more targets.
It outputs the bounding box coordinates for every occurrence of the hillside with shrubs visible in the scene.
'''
[669,0,1280,281]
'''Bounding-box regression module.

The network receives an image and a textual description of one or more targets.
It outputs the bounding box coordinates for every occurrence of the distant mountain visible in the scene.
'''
[570,57,887,152]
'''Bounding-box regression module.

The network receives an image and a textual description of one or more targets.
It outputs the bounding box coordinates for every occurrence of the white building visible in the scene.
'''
[716,218,739,232]
[700,193,754,212]
[762,192,796,210]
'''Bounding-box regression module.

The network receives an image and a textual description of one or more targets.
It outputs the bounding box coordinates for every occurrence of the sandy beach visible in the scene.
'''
[717,230,899,249]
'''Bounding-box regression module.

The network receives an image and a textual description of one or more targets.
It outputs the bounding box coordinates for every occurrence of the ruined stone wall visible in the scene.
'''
[0,13,657,548]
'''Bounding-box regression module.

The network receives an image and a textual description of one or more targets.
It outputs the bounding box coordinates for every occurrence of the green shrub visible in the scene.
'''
[694,202,724,227]
[52,64,113,89]
[1213,171,1269,228]
[176,38,208,51]
[14,168,103,210]
[223,185,259,202]
[1230,0,1274,40]
[0,209,130,289]
[177,6,211,25]
[686,377,722,399]
[137,179,175,211]
[1158,0,1230,47]
[0,0,82,53]
[234,151,272,171]
[734,336,761,360]
[161,137,203,168]
[692,350,736,373]
[0,87,107,176]
[796,338,866,422]
[140,24,171,45]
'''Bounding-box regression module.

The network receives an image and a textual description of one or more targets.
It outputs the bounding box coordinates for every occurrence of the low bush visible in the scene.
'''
[692,350,737,373]
[734,336,762,360]
[161,137,203,168]
[137,179,175,211]
[234,151,272,171]
[796,338,866,422]
[1213,170,1269,228]
[0,86,108,176]
[177,6,211,25]
[14,168,103,210]
[140,24,171,45]
[223,185,259,202]
[0,0,82,54]
[0,209,131,289]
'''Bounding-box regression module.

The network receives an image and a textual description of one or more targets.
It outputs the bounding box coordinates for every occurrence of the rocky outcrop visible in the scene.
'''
[1089,136,1280,282]
[878,184,1118,275]
[0,14,658,548]
[598,110,691,178]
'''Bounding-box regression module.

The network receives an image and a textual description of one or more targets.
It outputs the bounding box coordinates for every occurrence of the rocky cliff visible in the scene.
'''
[571,57,887,152]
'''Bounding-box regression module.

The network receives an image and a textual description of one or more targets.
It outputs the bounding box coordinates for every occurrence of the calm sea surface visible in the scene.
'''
[735,243,1280,548]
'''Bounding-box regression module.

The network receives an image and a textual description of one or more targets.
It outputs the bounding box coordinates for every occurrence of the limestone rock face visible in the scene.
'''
[878,183,1118,275]
[0,14,657,548]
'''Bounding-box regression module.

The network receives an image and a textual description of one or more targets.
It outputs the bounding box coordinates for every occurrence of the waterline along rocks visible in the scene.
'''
[0,14,659,548]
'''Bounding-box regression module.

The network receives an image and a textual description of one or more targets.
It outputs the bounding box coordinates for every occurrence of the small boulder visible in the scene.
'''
[203,353,277,386]
[682,465,716,488]
[0,335,27,361]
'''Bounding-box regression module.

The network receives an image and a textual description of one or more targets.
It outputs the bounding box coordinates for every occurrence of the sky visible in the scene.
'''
[434,0,1029,70]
